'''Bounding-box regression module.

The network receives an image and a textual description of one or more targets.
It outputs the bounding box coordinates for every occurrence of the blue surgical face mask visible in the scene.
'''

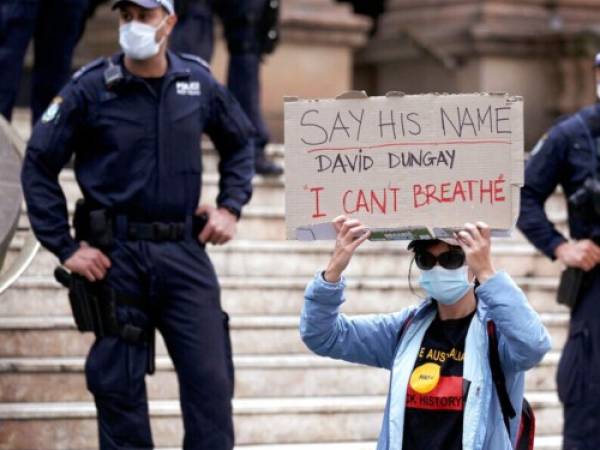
[418,265,473,305]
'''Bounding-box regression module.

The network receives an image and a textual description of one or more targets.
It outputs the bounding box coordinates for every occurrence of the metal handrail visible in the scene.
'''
[0,116,40,296]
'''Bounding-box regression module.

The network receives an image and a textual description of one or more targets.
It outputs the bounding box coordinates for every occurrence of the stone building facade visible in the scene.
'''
[356,0,600,148]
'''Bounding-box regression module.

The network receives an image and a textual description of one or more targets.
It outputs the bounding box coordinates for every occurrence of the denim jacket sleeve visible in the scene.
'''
[299,272,413,370]
[476,271,552,372]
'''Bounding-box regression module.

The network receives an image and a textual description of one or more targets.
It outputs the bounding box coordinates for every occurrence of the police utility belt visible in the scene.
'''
[53,200,209,374]
[72,199,208,247]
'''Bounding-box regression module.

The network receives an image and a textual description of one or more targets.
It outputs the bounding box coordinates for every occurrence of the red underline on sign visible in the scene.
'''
[306,139,513,154]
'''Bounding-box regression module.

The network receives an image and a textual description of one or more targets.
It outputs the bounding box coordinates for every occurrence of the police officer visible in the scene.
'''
[517,71,600,448]
[170,0,284,176]
[21,0,254,448]
[0,0,90,124]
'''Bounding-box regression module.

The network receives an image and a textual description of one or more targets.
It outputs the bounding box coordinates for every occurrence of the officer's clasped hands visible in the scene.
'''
[63,242,112,282]
[196,205,237,245]
[555,239,600,272]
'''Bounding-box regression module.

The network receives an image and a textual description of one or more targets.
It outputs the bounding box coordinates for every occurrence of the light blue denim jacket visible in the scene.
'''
[299,271,552,450]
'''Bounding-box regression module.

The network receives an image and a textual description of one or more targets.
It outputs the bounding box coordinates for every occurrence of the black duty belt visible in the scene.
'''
[114,214,208,242]
[73,199,208,245]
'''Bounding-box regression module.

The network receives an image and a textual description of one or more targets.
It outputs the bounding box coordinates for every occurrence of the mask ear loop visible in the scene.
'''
[408,255,421,300]
[155,16,170,46]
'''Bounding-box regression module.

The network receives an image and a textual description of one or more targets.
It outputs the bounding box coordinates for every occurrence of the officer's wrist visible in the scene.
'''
[218,205,240,220]
[554,241,571,260]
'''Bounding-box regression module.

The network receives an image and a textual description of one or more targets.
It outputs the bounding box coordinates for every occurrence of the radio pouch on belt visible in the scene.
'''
[73,200,114,249]
[54,267,118,337]
[557,267,585,310]
[54,267,155,374]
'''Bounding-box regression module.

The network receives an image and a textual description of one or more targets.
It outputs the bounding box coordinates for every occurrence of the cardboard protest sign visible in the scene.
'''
[284,91,524,241]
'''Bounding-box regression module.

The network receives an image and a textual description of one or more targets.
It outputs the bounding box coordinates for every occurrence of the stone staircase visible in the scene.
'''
[1,111,566,449]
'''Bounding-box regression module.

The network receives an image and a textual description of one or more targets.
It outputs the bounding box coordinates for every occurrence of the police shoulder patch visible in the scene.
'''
[41,97,64,124]
[72,57,106,82]
[530,133,548,156]
[179,53,211,72]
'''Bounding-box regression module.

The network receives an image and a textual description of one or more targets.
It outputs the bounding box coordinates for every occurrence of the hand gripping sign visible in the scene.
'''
[284,91,524,241]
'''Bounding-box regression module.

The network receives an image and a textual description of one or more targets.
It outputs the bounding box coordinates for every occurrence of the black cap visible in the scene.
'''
[407,238,460,251]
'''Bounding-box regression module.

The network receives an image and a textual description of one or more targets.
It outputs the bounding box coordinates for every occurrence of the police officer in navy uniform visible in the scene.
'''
[0,0,90,124]
[21,0,254,448]
[517,64,600,448]
[170,0,284,176]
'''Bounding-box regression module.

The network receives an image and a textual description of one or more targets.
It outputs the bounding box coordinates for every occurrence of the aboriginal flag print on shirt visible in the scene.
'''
[402,311,475,450]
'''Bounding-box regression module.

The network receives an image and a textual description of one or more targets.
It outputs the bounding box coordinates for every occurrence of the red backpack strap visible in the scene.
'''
[516,399,536,450]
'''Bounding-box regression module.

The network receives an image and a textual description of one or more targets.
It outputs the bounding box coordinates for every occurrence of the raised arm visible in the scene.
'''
[301,272,413,369]
[299,216,412,369]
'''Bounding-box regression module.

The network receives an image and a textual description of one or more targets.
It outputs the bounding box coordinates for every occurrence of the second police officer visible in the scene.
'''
[20,0,254,449]
[517,55,600,450]
[0,0,90,124]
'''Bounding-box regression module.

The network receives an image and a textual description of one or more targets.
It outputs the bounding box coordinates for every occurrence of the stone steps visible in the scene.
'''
[14,204,286,239]
[0,274,568,318]
[0,396,385,449]
[0,351,561,403]
[5,105,570,448]
[7,236,566,280]
[15,207,571,246]
[52,167,286,210]
[0,312,569,358]
[0,392,562,449]
[16,204,287,241]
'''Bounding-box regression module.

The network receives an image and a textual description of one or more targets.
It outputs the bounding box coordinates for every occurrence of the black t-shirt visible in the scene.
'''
[402,311,475,450]
[143,76,164,96]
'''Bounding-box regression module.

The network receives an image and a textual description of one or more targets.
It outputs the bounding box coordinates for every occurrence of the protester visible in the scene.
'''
[517,53,600,449]
[300,217,551,449]
[21,1,254,448]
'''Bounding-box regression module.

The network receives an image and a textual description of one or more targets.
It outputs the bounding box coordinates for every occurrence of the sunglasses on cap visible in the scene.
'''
[414,249,466,271]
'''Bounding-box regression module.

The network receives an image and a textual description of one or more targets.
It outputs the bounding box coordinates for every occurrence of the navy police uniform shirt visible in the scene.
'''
[517,104,600,259]
[21,51,255,263]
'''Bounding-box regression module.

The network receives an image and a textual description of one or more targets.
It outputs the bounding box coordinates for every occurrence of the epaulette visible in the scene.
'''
[72,58,106,82]
[179,53,211,72]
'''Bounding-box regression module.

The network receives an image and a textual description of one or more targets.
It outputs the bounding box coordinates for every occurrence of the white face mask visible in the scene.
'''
[119,16,168,61]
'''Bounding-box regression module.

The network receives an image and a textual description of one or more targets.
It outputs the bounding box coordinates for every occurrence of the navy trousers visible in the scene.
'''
[0,0,88,123]
[170,0,270,154]
[557,267,600,450]
[85,238,234,450]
